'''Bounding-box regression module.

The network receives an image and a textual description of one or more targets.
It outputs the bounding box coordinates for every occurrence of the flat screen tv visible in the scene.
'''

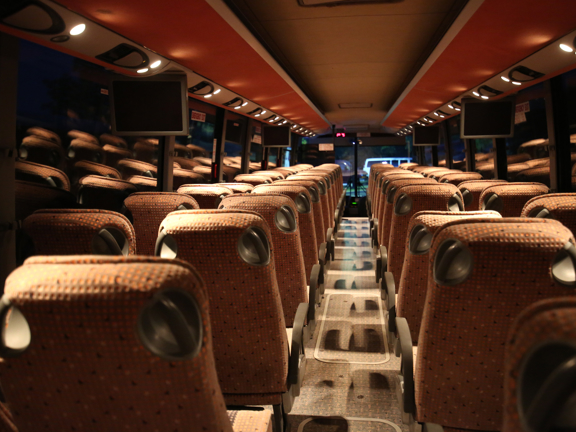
[461,96,515,139]
[263,125,290,147]
[413,126,440,146]
[110,74,188,136]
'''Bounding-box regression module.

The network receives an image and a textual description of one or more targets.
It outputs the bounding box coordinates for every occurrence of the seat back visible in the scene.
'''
[416,218,576,430]
[516,166,551,186]
[78,175,138,212]
[253,185,318,284]
[177,185,234,209]
[522,193,576,236]
[274,179,325,246]
[397,210,501,343]
[373,171,422,225]
[438,172,482,185]
[218,183,255,193]
[296,172,335,227]
[156,210,289,398]
[68,129,99,145]
[253,170,285,180]
[378,178,437,250]
[73,161,121,192]
[68,139,103,164]
[458,179,508,210]
[388,183,463,286]
[219,194,308,326]
[128,175,157,192]
[400,162,419,169]
[117,159,157,180]
[27,126,61,145]
[23,209,136,256]
[172,168,206,189]
[102,144,131,168]
[290,174,333,231]
[15,160,70,191]
[0,255,234,432]
[480,182,549,217]
[124,192,199,255]
[19,136,65,169]
[99,133,127,148]
[233,174,272,186]
[503,297,576,432]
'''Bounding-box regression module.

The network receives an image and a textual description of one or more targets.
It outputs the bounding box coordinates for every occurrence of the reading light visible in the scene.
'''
[213,89,221,95]
[255,114,260,117]
[150,60,161,69]
[473,91,480,97]
[70,24,86,36]
[434,112,440,116]
[235,106,241,110]
[261,110,266,115]
[204,94,212,98]
[282,120,287,124]
[501,76,510,82]
[481,95,489,100]
[274,116,280,121]
[455,107,461,111]
[137,68,148,74]
[448,104,454,109]
[248,108,262,116]
[269,119,274,122]
[242,102,248,107]
[512,81,522,85]
[292,125,298,129]
[560,43,573,53]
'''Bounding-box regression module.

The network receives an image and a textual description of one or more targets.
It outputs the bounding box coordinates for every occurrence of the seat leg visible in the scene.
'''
[272,403,285,432]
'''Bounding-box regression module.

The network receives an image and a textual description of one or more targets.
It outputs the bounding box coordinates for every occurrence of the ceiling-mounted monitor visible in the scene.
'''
[263,125,290,147]
[460,96,515,139]
[110,74,188,136]
[413,126,440,146]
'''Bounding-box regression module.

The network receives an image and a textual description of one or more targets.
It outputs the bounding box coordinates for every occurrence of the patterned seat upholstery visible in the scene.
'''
[27,127,61,145]
[173,143,192,158]
[177,185,234,209]
[172,168,206,189]
[117,159,157,180]
[291,174,334,230]
[68,129,99,145]
[368,165,402,211]
[458,179,508,211]
[274,167,297,177]
[99,133,127,148]
[187,144,208,158]
[124,192,199,255]
[274,179,325,246]
[173,156,201,170]
[128,175,157,192]
[0,255,274,432]
[423,168,460,180]
[233,174,273,186]
[516,166,551,186]
[387,184,464,287]
[503,297,576,432]
[73,161,121,191]
[15,180,76,221]
[253,185,318,285]
[254,171,285,180]
[219,183,255,194]
[296,172,335,228]
[156,210,304,417]
[521,193,576,236]
[438,172,482,185]
[219,195,309,326]
[400,162,419,169]
[78,175,138,213]
[408,218,576,431]
[23,209,136,255]
[102,144,132,169]
[192,165,216,182]
[15,160,70,191]
[18,136,65,170]
[396,210,501,344]
[480,182,549,217]
[68,139,104,164]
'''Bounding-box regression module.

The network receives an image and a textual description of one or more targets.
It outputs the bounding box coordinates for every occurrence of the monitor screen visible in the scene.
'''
[263,125,290,147]
[413,126,440,146]
[225,120,243,143]
[110,74,188,136]
[461,97,515,139]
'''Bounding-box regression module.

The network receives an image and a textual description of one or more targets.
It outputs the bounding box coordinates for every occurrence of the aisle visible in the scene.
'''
[287,217,407,432]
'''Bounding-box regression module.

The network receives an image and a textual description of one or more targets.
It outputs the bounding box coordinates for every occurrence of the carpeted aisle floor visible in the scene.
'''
[287,217,407,432]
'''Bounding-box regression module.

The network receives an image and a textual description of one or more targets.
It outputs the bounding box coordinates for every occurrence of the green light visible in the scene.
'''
[352,201,357,205]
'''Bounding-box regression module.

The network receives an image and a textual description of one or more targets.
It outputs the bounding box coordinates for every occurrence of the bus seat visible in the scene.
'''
[480,182,549,217]
[186,144,208,158]
[174,143,192,158]
[99,133,127,148]
[274,167,298,176]
[133,141,157,164]
[0,255,271,432]
[117,159,157,180]
[516,166,552,186]
[26,127,61,146]
[387,183,464,288]
[77,175,137,213]
[457,179,508,211]
[156,210,305,431]
[368,165,402,213]
[23,208,135,256]
[177,184,234,209]
[18,136,65,170]
[15,180,76,221]
[522,193,576,236]
[233,174,273,186]
[395,211,501,345]
[173,156,202,170]
[399,162,419,169]
[128,175,157,192]
[67,139,103,164]
[73,161,121,190]
[15,160,70,191]
[102,144,132,169]
[172,168,206,189]
[253,170,285,180]
[396,218,576,431]
[193,165,221,182]
[253,185,319,286]
[67,129,99,145]
[219,194,313,327]
[218,183,255,194]
[503,297,576,432]
[438,172,482,185]
[426,168,462,180]
[124,192,199,255]
[296,172,335,230]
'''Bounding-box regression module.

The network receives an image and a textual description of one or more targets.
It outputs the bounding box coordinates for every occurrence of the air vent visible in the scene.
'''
[1,0,65,35]
[298,0,401,6]
[96,44,149,69]
[338,102,373,109]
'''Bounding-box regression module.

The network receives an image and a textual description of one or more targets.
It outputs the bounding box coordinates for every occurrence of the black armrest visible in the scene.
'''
[326,228,334,260]
[319,242,328,272]
[309,263,322,308]
[372,218,379,249]
[383,272,396,333]
[380,246,388,272]
[396,317,415,416]
[287,303,309,387]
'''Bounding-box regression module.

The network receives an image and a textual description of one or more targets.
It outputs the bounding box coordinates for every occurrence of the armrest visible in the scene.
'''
[319,242,328,272]
[383,272,396,332]
[396,317,415,416]
[380,246,388,272]
[309,264,322,308]
[326,228,334,261]
[372,219,379,248]
[287,303,309,388]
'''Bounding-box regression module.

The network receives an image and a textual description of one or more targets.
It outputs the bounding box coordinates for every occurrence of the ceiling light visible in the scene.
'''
[255,114,260,117]
[512,81,522,85]
[481,95,489,100]
[137,68,148,74]
[261,110,266,115]
[282,120,287,124]
[242,102,248,107]
[204,94,212,98]
[448,104,454,109]
[560,43,573,53]
[473,91,480,97]
[234,106,241,109]
[455,107,461,111]
[70,24,86,36]
[434,112,440,116]
[213,89,221,95]
[150,60,161,69]
[501,76,510,82]
[274,116,280,121]
[269,119,274,122]
[292,125,297,129]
